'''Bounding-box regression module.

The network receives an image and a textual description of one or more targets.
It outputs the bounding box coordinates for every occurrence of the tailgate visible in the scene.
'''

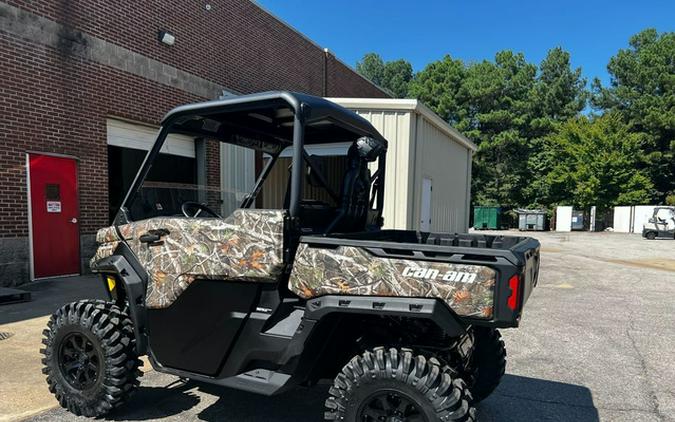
[516,239,541,308]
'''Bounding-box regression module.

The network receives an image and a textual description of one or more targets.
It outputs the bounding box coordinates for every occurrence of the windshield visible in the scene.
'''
[115,105,387,232]
[125,135,257,221]
[121,133,353,222]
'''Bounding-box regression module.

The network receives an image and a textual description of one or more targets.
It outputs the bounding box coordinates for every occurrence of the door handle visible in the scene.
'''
[139,228,170,245]
[139,233,161,243]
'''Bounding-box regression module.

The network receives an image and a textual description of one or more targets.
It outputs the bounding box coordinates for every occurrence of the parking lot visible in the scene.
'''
[7,231,675,421]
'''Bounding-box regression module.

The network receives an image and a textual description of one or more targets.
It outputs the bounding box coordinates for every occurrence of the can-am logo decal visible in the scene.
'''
[401,266,477,284]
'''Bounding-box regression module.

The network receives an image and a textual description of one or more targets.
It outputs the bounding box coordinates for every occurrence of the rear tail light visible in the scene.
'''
[507,274,521,311]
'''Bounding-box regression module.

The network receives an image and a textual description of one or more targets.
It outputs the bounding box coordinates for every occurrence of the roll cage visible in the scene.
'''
[113,91,388,228]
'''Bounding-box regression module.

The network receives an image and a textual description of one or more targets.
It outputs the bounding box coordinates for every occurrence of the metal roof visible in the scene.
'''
[327,97,477,151]
[161,91,388,147]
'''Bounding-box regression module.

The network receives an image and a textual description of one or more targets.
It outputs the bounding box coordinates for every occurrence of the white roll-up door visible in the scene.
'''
[106,119,195,158]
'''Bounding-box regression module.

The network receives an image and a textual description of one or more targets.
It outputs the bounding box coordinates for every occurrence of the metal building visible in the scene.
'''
[219,98,475,233]
[330,99,476,233]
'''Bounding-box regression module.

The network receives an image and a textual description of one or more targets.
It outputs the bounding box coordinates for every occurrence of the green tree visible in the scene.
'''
[526,47,588,206]
[408,55,466,124]
[410,52,539,206]
[461,51,537,206]
[593,29,675,202]
[531,47,587,131]
[409,49,587,207]
[356,53,413,98]
[542,114,653,209]
[356,53,385,87]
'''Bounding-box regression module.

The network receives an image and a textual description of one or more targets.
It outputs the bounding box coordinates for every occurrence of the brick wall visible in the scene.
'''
[0,31,201,237]
[3,0,386,97]
[0,0,387,239]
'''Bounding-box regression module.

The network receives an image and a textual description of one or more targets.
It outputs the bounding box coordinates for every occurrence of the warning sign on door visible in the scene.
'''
[46,201,62,213]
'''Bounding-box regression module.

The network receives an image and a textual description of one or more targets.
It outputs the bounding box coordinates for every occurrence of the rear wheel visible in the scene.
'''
[41,300,142,417]
[325,347,475,421]
[464,328,506,402]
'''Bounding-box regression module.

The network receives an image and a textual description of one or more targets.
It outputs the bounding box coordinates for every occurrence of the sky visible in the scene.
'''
[255,0,674,86]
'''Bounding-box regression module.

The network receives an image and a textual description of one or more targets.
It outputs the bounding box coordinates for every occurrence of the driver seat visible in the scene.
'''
[325,144,371,233]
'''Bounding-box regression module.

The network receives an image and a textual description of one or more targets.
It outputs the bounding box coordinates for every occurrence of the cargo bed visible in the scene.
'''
[289,230,540,328]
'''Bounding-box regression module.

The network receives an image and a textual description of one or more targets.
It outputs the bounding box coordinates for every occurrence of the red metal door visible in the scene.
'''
[28,154,80,278]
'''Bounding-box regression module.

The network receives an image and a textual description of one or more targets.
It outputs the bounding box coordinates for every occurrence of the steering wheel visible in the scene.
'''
[181,202,221,218]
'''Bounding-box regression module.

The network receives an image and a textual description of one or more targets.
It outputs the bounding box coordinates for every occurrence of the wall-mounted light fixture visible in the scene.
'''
[158,30,175,46]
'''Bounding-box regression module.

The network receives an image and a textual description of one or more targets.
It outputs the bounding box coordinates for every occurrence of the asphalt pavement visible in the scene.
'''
[11,232,675,421]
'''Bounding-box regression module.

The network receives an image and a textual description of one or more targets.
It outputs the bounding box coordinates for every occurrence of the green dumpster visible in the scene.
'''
[473,206,501,230]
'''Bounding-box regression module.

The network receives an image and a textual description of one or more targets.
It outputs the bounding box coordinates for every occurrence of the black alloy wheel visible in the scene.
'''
[358,389,428,422]
[57,332,103,391]
[41,300,142,417]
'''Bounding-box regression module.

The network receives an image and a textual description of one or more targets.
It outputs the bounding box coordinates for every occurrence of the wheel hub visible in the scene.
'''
[358,391,427,422]
[58,332,101,390]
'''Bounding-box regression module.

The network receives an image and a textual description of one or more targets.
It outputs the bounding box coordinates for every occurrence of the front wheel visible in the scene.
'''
[325,347,475,421]
[41,300,142,417]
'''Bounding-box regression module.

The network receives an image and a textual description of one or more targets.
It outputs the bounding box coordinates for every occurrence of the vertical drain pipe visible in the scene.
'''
[322,48,329,97]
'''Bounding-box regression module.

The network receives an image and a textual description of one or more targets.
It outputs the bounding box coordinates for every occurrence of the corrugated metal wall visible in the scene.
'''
[220,143,255,215]
[222,103,472,234]
[352,110,413,229]
[261,156,346,209]
[410,114,471,233]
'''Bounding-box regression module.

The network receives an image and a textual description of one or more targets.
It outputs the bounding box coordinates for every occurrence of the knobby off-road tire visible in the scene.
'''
[41,299,142,417]
[325,347,476,422]
[466,327,506,403]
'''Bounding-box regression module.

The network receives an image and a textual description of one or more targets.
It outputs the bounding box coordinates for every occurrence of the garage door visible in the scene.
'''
[106,119,198,223]
[106,119,195,157]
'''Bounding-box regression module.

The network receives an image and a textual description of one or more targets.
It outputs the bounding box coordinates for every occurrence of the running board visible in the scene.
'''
[217,369,292,395]
[151,354,293,396]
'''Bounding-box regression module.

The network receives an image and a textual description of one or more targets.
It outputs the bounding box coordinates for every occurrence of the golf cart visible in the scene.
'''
[41,92,540,421]
[642,206,675,240]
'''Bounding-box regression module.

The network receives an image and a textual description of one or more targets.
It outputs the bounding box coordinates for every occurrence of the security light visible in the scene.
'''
[158,30,175,46]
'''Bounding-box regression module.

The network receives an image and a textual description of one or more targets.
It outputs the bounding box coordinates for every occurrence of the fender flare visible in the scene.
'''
[303,295,467,338]
[91,254,148,355]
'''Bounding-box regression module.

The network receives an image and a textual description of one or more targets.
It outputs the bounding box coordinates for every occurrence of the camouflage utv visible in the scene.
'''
[41,92,540,421]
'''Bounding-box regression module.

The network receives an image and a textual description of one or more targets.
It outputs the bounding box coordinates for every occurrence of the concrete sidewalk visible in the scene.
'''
[0,275,107,422]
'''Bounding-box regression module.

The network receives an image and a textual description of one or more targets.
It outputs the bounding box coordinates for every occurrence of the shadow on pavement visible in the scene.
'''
[107,381,201,421]
[0,275,107,325]
[100,373,597,422]
[196,382,328,421]
[191,374,599,421]
[31,372,599,421]
[479,374,600,421]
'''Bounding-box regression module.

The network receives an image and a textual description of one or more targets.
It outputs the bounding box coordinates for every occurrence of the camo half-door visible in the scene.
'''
[93,209,286,309]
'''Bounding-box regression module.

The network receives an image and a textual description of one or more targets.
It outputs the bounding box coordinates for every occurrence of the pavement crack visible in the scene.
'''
[626,310,665,422]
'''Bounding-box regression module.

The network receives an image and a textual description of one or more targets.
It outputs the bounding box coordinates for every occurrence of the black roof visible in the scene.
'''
[161,91,387,147]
